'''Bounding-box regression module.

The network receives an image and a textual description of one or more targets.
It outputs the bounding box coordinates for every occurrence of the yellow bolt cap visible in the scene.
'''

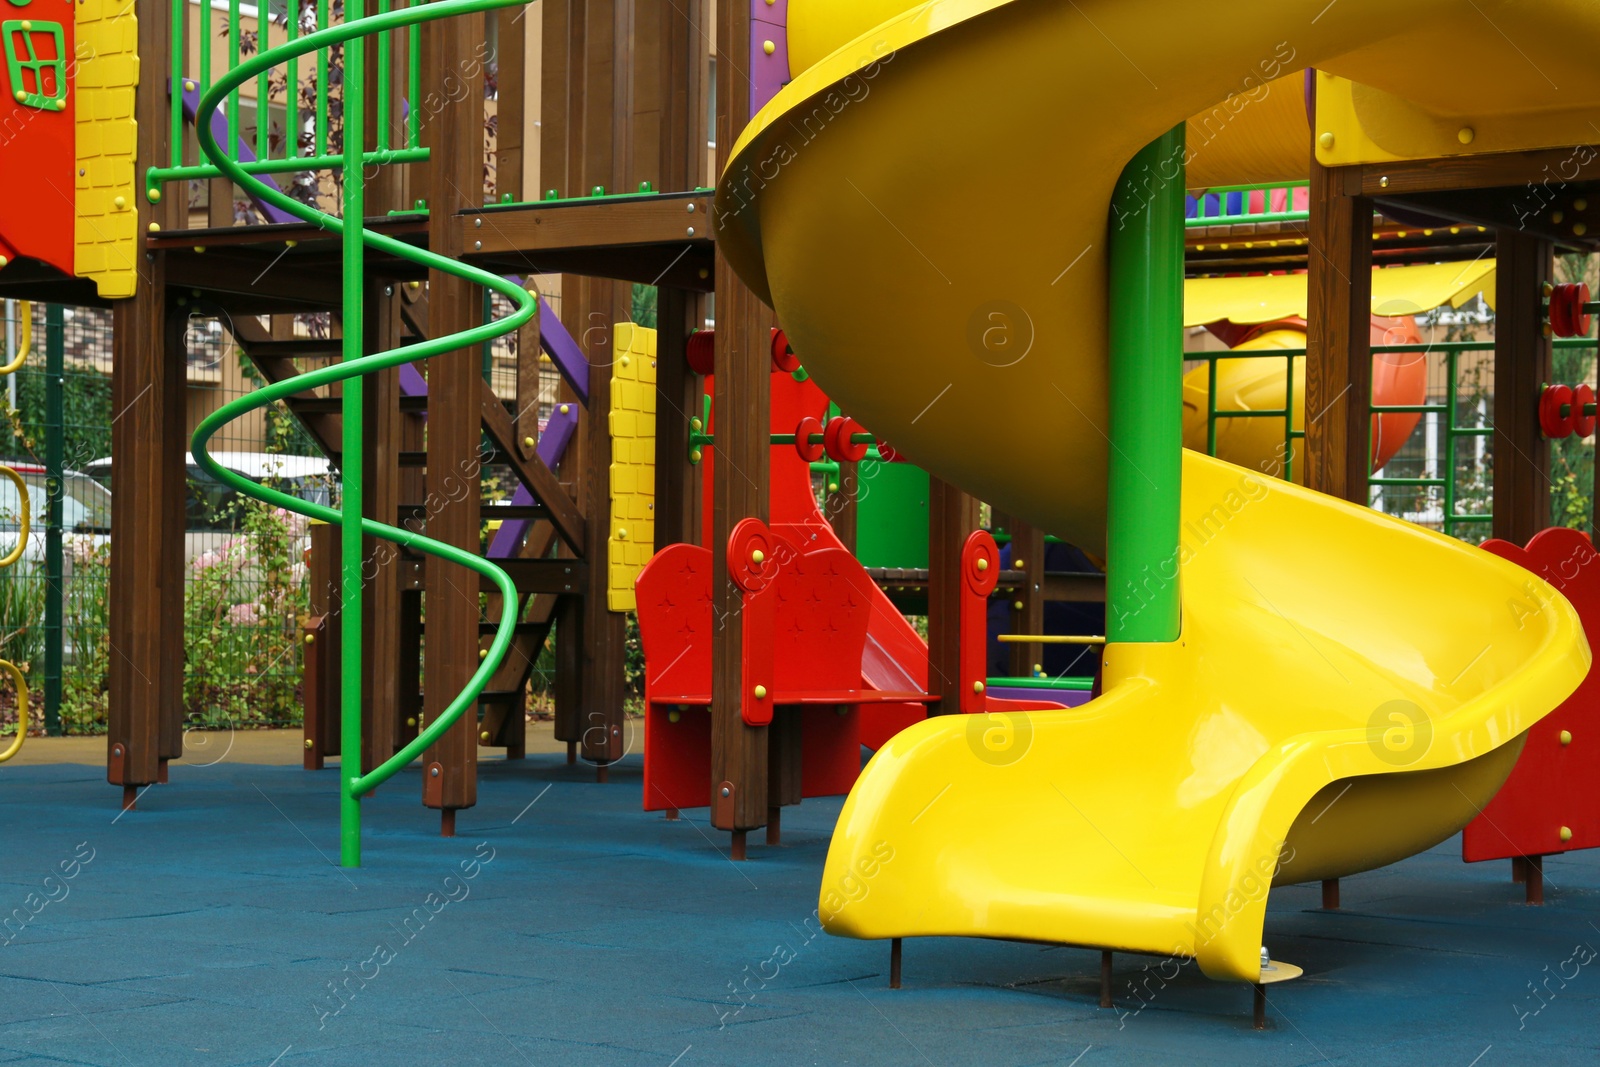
[523,436,536,448]
[1560,826,1573,842]
[751,549,764,563]
[1317,132,1335,150]
[1013,601,1024,611]
[753,685,767,699]
[973,681,985,693]
[480,731,491,742]
[304,738,314,749]
[975,558,988,571]
[668,710,681,723]
[1560,729,1573,746]
[763,39,776,55]
[304,633,314,644]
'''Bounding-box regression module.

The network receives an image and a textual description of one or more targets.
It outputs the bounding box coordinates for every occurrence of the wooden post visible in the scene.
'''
[494,3,527,202]
[539,1,631,775]
[1493,232,1553,545]
[926,477,978,716]
[1003,517,1044,677]
[304,521,342,767]
[650,0,708,550]
[419,1,488,826]
[1305,158,1372,502]
[361,284,404,772]
[109,0,183,793]
[824,461,858,554]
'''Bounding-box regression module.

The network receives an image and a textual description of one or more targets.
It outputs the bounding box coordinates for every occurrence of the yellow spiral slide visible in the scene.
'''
[713,1,1597,981]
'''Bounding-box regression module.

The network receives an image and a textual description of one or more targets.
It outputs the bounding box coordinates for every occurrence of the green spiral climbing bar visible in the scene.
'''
[188,0,532,867]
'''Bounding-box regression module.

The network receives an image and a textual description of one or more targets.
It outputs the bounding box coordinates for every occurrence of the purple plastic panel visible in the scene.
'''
[399,363,428,397]
[177,79,299,225]
[985,686,1090,708]
[749,0,790,115]
[486,400,580,559]
[536,297,590,403]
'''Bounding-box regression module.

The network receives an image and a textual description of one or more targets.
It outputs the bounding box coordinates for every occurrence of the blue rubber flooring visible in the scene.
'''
[1,752,1598,1066]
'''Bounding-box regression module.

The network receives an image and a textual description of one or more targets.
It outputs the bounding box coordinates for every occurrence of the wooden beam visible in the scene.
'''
[926,477,977,717]
[419,0,489,821]
[1352,146,1600,197]
[478,378,587,550]
[1305,159,1373,502]
[463,193,713,254]
[1493,231,1554,544]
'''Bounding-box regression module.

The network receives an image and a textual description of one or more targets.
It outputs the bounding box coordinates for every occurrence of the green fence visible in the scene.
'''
[1185,333,1599,543]
[0,300,322,736]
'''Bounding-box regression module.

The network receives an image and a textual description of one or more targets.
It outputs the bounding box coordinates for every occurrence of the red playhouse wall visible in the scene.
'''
[0,10,75,274]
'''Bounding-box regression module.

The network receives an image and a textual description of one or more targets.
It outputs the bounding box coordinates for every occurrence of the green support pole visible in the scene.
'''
[1106,125,1185,643]
[339,32,366,868]
[43,304,63,735]
[190,0,531,868]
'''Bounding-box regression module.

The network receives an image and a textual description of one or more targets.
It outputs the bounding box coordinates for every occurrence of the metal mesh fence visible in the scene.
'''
[0,300,319,735]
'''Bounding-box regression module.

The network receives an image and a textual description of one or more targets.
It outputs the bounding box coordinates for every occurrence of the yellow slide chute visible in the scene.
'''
[715,0,1593,981]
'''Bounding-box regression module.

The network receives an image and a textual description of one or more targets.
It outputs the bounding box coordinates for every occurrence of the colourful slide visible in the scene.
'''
[714,1,1594,981]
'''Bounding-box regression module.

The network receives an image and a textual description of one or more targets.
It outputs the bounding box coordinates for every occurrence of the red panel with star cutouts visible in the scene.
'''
[1464,528,1600,863]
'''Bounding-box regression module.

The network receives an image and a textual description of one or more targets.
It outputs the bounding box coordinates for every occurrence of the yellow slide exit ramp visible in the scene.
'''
[714,0,1596,981]
[822,454,1584,979]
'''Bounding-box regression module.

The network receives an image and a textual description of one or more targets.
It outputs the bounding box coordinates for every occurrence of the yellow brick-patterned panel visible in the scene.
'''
[73,0,139,299]
[607,322,657,612]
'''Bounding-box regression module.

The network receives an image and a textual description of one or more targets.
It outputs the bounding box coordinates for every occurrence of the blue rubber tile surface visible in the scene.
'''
[0,753,1597,1065]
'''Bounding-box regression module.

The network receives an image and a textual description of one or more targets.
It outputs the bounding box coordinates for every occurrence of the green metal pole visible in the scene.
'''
[191,0,531,869]
[43,305,62,735]
[1106,125,1185,643]
[339,37,366,868]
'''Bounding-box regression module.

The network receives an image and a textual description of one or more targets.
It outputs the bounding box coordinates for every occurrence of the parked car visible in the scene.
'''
[0,461,114,575]
[83,452,338,560]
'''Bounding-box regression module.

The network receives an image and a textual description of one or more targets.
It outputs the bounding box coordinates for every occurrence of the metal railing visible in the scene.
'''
[1187,336,1600,541]
[145,0,427,203]
[1186,181,1309,228]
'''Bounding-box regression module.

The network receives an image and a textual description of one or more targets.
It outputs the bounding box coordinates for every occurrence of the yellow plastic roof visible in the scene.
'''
[1184,259,1496,327]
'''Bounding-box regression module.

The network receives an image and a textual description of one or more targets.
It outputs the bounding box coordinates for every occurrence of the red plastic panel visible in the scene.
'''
[800,705,862,798]
[1464,528,1600,862]
[0,12,75,277]
[770,546,877,694]
[634,543,713,700]
[960,530,1000,713]
[859,702,927,751]
[642,704,711,812]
